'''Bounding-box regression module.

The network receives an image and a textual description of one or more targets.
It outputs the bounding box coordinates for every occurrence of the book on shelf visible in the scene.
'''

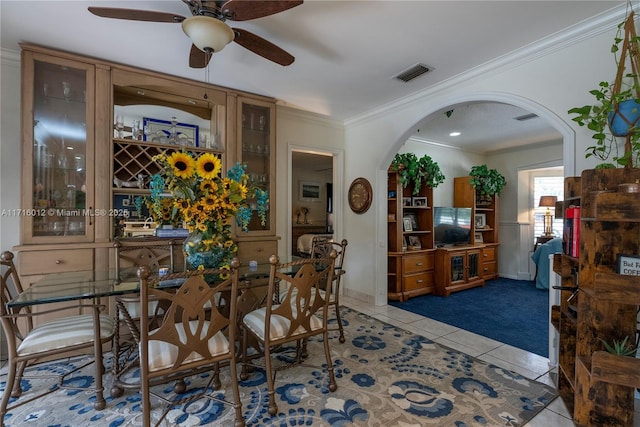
[563,206,580,257]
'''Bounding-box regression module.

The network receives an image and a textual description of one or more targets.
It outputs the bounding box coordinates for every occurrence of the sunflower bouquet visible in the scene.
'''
[143,150,268,269]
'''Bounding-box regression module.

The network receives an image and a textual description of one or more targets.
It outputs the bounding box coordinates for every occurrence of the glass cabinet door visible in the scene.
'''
[237,98,275,236]
[22,53,95,243]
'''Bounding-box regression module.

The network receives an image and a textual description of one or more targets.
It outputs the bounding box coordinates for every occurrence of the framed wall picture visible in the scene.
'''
[412,196,427,207]
[617,254,640,275]
[408,235,421,250]
[299,181,321,201]
[142,117,199,147]
[403,217,413,232]
[475,213,487,229]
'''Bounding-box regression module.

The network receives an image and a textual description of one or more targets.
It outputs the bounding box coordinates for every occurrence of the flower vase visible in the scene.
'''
[183,231,229,270]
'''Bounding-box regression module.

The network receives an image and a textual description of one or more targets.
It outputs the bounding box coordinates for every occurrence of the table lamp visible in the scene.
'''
[539,195,558,237]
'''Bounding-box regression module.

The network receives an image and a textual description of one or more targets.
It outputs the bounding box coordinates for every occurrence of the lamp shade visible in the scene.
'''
[182,16,235,53]
[538,195,557,208]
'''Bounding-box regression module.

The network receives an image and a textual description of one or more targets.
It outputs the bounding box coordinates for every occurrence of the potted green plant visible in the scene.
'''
[599,336,637,357]
[391,153,445,195]
[568,10,640,169]
[469,165,506,197]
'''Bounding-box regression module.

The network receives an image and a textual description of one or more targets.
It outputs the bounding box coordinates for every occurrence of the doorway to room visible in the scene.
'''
[290,150,336,258]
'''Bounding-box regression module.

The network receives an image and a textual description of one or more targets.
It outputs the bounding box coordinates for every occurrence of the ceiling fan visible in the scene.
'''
[88,0,302,68]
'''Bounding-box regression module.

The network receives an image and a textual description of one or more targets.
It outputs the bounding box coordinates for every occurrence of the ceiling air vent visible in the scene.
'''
[394,63,431,83]
[514,113,538,121]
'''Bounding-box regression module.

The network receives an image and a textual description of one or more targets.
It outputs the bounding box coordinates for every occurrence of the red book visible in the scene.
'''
[565,206,580,257]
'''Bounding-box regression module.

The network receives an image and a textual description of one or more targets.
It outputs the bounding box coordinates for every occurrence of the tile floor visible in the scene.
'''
[339,294,576,426]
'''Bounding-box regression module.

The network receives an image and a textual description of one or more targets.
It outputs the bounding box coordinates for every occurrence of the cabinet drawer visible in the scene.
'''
[237,240,278,264]
[482,247,496,262]
[402,253,434,274]
[19,249,93,275]
[404,272,434,291]
[482,261,496,276]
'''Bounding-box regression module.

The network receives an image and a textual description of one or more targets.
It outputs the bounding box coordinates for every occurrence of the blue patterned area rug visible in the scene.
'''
[1,307,557,426]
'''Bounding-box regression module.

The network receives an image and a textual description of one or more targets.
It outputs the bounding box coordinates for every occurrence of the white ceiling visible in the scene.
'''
[0,1,625,152]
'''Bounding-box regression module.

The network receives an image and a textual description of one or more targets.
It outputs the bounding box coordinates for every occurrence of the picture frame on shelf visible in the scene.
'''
[474,232,483,243]
[299,181,321,201]
[403,217,413,232]
[616,254,640,275]
[406,212,418,230]
[408,235,421,250]
[412,196,427,207]
[402,197,412,207]
[474,213,487,229]
[402,236,408,251]
[142,117,199,147]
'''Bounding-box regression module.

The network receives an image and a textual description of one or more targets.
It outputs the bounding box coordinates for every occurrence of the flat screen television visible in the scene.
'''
[433,207,472,246]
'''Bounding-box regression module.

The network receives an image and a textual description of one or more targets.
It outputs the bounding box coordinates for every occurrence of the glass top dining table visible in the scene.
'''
[7,264,277,309]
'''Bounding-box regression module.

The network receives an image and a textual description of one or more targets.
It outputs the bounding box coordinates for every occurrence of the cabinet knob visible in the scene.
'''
[416,262,423,266]
[55,260,62,264]
[417,279,423,283]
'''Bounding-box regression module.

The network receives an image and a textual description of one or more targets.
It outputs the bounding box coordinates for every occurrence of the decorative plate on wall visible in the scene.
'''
[348,177,373,214]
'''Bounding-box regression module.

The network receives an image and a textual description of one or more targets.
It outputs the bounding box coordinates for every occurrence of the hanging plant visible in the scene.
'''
[568,9,640,169]
[391,153,445,195]
[469,165,506,197]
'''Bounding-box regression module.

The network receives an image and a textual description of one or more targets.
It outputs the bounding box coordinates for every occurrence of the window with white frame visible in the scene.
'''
[533,176,564,238]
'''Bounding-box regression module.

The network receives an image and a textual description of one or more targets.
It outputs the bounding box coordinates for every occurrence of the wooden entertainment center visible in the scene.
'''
[387,172,499,301]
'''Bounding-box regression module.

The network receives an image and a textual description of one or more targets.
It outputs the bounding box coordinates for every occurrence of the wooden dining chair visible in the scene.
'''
[310,238,348,343]
[136,259,245,427]
[0,251,116,423]
[241,251,338,416]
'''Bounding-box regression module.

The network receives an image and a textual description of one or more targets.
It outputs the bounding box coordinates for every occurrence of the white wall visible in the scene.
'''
[275,106,344,259]
[0,49,21,359]
[342,8,625,305]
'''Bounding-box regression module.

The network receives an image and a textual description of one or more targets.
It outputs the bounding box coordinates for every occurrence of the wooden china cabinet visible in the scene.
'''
[15,44,279,299]
[231,96,278,265]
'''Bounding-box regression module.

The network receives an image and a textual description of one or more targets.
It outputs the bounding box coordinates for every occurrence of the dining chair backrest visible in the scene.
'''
[266,251,337,343]
[309,238,348,342]
[311,238,347,271]
[114,238,181,280]
[0,251,31,346]
[136,259,245,427]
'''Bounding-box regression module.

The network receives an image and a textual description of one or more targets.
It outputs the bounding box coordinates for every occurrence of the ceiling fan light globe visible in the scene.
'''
[182,16,234,53]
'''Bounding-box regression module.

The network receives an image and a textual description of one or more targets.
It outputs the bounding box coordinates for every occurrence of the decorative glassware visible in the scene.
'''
[62,81,71,102]
[115,115,124,138]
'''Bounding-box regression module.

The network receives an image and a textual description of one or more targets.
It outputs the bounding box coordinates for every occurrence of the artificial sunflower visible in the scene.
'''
[195,153,222,180]
[167,152,195,179]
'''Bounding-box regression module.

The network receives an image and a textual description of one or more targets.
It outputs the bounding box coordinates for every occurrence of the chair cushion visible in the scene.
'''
[18,314,116,356]
[242,306,323,341]
[144,320,229,372]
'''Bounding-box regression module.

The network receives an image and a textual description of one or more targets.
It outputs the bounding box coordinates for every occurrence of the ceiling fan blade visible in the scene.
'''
[232,28,294,66]
[189,44,212,68]
[222,0,303,21]
[88,7,186,23]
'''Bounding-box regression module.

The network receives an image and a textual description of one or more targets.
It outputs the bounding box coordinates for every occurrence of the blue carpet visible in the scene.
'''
[389,278,549,357]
